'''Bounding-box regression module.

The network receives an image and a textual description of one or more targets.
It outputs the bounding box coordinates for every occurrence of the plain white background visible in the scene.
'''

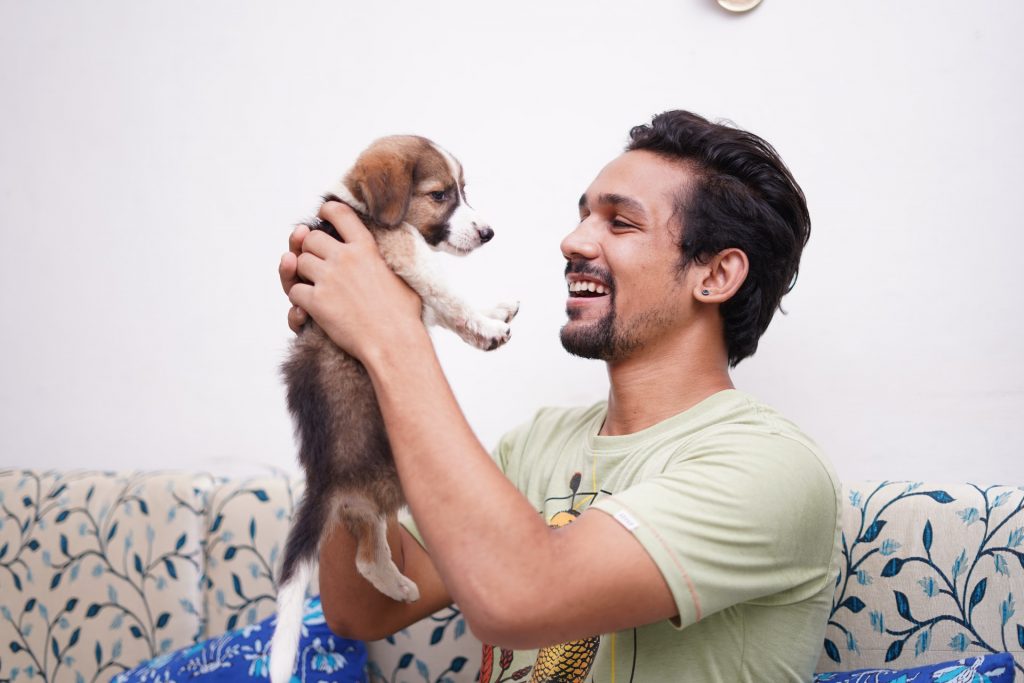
[1,1,1021,484]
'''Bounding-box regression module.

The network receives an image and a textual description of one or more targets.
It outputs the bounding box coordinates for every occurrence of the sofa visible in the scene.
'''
[0,468,1021,682]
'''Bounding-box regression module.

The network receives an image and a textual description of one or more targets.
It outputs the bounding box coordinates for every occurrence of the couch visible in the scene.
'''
[1,468,1021,682]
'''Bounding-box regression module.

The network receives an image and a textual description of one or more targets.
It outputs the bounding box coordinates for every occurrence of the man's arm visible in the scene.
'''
[316,516,453,641]
[285,204,677,649]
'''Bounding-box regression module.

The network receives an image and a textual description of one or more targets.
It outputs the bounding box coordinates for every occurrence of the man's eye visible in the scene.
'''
[612,219,635,229]
[429,191,447,202]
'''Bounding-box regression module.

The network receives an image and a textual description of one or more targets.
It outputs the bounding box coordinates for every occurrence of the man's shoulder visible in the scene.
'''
[681,391,841,522]
[697,391,817,444]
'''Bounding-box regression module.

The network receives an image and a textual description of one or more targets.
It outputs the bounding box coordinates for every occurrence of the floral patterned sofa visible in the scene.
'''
[0,469,1021,682]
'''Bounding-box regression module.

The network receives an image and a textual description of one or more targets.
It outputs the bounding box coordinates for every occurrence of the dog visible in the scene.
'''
[269,135,518,683]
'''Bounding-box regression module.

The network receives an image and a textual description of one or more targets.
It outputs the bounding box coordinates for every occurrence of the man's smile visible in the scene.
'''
[566,276,610,298]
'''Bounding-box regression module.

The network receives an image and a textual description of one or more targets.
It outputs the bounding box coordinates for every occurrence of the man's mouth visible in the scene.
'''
[567,279,611,298]
[565,260,613,302]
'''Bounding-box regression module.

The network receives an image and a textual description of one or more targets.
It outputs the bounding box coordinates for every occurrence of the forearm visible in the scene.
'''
[318,513,451,640]
[362,328,558,633]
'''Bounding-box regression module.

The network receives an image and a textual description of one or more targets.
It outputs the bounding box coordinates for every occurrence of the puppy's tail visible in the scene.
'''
[270,487,332,683]
[269,556,314,683]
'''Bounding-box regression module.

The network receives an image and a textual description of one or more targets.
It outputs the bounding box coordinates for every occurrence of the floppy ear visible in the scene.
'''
[349,146,418,228]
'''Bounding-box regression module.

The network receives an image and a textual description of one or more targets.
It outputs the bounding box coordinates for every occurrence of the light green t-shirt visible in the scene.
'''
[410,389,842,683]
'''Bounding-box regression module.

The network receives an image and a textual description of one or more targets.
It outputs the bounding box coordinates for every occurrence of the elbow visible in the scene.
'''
[465,609,549,651]
[323,601,393,642]
[321,594,362,640]
[321,591,395,643]
[459,589,551,651]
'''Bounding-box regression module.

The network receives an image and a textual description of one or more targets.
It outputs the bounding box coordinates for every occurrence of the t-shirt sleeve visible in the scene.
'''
[590,428,839,629]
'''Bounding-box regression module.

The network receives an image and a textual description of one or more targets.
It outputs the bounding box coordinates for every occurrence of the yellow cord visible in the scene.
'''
[610,631,617,682]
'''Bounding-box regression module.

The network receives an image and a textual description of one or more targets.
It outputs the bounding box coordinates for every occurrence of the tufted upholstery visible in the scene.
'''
[0,470,1020,682]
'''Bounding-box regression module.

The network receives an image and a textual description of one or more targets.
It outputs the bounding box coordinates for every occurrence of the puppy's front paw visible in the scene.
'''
[465,316,511,351]
[485,301,520,323]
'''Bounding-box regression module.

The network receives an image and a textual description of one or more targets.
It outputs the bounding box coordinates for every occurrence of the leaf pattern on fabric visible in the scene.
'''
[823,482,1024,678]
[0,469,312,682]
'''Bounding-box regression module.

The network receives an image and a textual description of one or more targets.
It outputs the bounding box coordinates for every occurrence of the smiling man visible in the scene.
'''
[280,110,842,682]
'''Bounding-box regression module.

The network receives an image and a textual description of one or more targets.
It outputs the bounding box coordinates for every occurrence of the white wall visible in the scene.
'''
[1,0,1021,484]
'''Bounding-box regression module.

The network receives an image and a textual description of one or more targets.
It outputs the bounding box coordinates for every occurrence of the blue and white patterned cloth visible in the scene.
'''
[814,652,1016,683]
[111,596,366,682]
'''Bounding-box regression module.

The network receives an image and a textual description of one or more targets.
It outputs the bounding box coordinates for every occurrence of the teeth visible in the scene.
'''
[568,281,609,295]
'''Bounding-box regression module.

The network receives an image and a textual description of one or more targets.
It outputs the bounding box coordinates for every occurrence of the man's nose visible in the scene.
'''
[560,220,599,260]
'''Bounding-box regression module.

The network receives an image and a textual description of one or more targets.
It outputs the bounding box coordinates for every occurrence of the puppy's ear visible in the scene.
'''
[348,143,419,228]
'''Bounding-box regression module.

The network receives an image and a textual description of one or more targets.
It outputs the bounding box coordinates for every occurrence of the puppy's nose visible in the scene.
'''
[477,226,494,243]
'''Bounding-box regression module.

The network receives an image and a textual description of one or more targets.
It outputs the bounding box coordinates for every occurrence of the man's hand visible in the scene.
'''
[279,202,424,361]
[279,224,311,334]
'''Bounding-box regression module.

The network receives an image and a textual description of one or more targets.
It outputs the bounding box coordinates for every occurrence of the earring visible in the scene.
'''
[701,289,711,296]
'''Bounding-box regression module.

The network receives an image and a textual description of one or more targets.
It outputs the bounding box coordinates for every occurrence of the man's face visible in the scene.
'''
[559,150,698,362]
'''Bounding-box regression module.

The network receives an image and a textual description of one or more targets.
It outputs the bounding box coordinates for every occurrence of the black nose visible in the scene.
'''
[478,227,494,243]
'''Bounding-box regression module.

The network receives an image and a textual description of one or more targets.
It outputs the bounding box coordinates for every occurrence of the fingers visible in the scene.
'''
[287,305,307,334]
[288,282,315,313]
[283,226,312,336]
[279,251,299,294]
[289,224,310,256]
[300,229,342,259]
[318,201,374,245]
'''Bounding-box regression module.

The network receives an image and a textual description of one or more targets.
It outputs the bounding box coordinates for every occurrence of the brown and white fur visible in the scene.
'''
[269,136,517,683]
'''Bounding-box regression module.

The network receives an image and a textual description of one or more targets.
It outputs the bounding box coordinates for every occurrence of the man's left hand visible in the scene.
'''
[285,202,423,362]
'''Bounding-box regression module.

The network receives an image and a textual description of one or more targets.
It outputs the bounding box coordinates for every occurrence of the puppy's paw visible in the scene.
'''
[357,558,420,603]
[394,573,420,603]
[465,316,511,351]
[485,301,520,323]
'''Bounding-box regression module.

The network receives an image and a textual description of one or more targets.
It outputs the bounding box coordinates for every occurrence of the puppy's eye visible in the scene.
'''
[429,191,447,202]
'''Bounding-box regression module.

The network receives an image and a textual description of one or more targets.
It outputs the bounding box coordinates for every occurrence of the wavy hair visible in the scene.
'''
[627,110,811,366]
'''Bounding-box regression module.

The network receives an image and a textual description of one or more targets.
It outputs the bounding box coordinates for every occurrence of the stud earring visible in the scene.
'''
[701,289,711,296]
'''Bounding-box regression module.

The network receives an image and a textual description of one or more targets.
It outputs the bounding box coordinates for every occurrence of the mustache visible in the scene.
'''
[564,259,614,288]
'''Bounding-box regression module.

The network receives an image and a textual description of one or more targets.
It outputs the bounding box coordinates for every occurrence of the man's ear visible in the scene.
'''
[694,248,749,303]
[348,146,418,228]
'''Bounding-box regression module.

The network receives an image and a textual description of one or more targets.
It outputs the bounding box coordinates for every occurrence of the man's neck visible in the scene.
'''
[600,335,734,437]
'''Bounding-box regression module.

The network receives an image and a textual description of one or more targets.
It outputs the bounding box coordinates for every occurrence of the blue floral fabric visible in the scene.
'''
[111,597,366,683]
[813,652,1016,682]
[820,483,1024,677]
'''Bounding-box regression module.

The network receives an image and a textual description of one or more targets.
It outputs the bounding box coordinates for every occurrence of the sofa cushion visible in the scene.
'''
[819,482,1024,676]
[112,596,366,683]
[813,651,1016,682]
[0,470,212,683]
[200,473,315,636]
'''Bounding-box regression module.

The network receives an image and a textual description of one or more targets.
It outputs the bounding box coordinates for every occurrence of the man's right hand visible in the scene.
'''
[279,224,311,334]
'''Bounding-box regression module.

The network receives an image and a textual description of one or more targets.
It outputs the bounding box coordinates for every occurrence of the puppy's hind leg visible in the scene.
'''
[352,512,420,603]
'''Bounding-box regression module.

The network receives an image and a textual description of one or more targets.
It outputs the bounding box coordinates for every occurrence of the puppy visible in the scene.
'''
[269,135,517,683]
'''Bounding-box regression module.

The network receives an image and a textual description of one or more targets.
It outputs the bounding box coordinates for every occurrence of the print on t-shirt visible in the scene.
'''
[478,472,635,683]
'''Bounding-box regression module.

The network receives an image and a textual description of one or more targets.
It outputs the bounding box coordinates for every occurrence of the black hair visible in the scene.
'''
[627,110,811,366]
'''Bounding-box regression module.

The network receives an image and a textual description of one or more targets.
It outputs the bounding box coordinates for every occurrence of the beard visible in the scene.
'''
[560,259,619,360]
[560,304,666,362]
[559,258,679,361]
[559,259,644,361]
[560,304,618,360]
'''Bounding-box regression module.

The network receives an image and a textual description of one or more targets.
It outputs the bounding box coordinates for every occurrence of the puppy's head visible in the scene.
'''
[331,135,493,255]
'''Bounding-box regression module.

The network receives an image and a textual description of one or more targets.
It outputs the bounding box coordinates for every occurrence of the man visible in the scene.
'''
[279,110,841,682]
